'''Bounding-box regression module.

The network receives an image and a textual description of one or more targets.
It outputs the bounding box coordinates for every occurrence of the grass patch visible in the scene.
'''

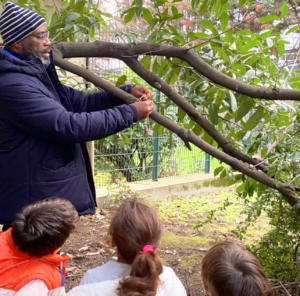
[156,192,270,246]
[161,233,211,249]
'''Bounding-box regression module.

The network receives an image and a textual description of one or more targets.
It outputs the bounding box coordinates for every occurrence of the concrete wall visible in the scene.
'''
[96,174,237,208]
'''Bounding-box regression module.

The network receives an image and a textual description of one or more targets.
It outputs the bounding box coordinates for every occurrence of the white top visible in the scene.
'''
[67,260,186,296]
[0,280,66,296]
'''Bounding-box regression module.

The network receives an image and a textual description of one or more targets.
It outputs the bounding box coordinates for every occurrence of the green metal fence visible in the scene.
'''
[94,133,220,188]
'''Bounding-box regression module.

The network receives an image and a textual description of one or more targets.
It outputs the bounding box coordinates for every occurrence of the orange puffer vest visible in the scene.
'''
[0,229,70,291]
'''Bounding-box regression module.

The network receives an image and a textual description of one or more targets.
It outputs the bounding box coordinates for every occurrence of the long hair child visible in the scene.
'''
[67,199,186,296]
[201,240,268,296]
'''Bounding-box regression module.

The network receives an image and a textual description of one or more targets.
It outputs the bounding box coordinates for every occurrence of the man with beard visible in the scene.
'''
[0,2,154,231]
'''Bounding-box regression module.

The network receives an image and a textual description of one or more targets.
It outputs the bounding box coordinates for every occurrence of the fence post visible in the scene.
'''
[85,54,95,175]
[152,89,161,181]
[205,153,210,173]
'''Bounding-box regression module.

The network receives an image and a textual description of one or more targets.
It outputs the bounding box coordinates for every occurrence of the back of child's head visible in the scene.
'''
[11,197,79,257]
[201,240,268,296]
[109,199,163,296]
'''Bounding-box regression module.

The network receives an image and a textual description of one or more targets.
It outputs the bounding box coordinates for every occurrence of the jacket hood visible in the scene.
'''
[0,49,54,78]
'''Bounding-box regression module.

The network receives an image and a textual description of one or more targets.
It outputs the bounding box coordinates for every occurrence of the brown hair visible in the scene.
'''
[11,197,79,257]
[201,240,268,296]
[109,200,163,296]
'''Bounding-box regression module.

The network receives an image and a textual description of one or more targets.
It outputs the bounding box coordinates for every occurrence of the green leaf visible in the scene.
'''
[64,23,73,31]
[65,12,80,24]
[214,166,224,177]
[158,58,171,77]
[200,20,218,35]
[220,12,229,32]
[199,0,209,16]
[228,92,237,112]
[116,75,127,87]
[178,107,186,121]
[167,24,179,34]
[241,40,260,52]
[209,103,219,125]
[236,98,254,122]
[259,15,280,24]
[192,123,203,136]
[285,25,299,35]
[234,130,247,140]
[142,8,153,24]
[169,66,181,85]
[236,182,245,193]
[74,0,86,13]
[281,3,289,18]
[261,149,268,158]
[123,7,136,24]
[220,168,227,179]
[140,56,151,69]
[244,106,264,131]
[171,6,178,15]
[193,32,211,38]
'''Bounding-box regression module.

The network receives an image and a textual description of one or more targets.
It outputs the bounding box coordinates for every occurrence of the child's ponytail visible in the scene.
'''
[109,200,163,296]
[118,248,163,296]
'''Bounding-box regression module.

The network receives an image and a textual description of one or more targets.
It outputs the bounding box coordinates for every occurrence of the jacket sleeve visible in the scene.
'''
[64,84,133,113]
[0,84,138,143]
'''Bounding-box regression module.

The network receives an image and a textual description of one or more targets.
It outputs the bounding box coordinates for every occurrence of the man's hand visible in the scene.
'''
[131,85,153,101]
[133,100,154,120]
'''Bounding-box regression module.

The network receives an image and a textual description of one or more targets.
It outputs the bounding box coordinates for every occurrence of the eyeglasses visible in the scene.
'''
[31,31,50,44]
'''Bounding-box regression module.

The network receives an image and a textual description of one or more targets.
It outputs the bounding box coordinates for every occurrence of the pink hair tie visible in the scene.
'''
[143,245,154,253]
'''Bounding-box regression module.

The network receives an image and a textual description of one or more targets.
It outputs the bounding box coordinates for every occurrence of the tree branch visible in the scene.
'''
[121,56,269,172]
[53,42,300,101]
[53,50,300,206]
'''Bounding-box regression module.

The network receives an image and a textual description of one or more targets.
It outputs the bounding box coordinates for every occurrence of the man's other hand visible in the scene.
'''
[133,100,154,120]
[131,85,153,101]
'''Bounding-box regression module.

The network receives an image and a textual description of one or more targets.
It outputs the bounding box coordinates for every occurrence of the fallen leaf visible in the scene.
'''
[86,251,101,256]
[78,246,89,252]
[198,248,208,252]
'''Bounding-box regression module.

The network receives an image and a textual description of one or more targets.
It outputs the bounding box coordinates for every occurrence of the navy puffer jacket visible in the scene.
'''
[0,50,138,224]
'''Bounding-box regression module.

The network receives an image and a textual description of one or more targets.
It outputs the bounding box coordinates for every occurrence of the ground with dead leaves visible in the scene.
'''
[62,192,269,296]
[62,212,206,295]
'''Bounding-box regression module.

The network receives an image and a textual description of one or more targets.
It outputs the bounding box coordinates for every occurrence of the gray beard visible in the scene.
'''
[22,43,50,66]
